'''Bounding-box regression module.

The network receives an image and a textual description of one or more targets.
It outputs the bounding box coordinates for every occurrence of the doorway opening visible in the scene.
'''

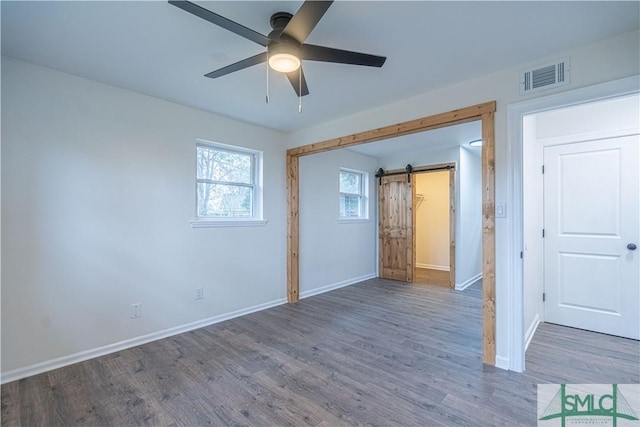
[287,101,497,365]
[375,136,484,293]
[507,75,638,372]
[522,94,640,353]
[376,164,457,288]
[414,170,454,288]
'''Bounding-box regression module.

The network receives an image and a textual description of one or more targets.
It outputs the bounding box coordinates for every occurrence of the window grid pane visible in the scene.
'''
[197,183,253,218]
[197,145,252,184]
[340,171,362,195]
[196,143,258,218]
[340,194,362,217]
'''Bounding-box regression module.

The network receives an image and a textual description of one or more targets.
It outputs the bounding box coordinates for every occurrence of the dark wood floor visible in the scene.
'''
[2,278,638,426]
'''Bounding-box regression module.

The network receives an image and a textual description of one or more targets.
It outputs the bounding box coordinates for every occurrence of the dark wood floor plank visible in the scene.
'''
[0,381,21,427]
[2,279,638,426]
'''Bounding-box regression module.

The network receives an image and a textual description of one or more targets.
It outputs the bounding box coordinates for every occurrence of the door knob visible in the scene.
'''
[628,243,637,250]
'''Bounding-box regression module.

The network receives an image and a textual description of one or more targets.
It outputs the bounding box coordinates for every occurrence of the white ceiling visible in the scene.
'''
[2,1,638,133]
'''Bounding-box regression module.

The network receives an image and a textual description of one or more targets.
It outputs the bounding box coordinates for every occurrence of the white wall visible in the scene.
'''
[288,30,640,365]
[377,145,459,173]
[457,147,483,288]
[1,57,288,377]
[415,171,450,270]
[299,149,378,296]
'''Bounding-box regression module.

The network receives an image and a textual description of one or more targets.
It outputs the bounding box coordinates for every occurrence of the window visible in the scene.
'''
[195,141,264,225]
[339,168,368,219]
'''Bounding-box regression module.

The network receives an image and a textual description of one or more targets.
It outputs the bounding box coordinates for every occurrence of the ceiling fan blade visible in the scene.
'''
[169,1,270,47]
[300,44,386,67]
[282,1,333,44]
[204,52,267,79]
[286,67,310,97]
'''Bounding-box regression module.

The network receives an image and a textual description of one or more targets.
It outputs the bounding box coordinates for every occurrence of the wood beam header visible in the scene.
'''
[287,101,496,157]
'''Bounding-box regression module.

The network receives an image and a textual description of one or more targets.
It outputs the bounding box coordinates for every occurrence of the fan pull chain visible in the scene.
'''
[264,51,269,104]
[265,55,270,104]
[298,69,302,113]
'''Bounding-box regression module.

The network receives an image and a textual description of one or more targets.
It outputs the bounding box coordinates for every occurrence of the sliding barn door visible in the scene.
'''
[379,174,414,282]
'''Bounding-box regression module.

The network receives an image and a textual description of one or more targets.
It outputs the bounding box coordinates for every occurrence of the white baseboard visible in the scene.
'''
[495,355,510,370]
[1,297,287,384]
[299,273,377,300]
[416,263,450,271]
[525,314,541,351]
[455,272,482,291]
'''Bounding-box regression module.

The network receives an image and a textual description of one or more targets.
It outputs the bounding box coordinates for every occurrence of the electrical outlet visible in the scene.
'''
[195,287,204,300]
[130,303,142,318]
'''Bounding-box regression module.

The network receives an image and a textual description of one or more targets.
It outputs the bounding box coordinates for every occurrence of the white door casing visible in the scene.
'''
[543,135,639,339]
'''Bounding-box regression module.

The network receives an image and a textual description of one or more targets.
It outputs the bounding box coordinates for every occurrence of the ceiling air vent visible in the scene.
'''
[520,58,570,95]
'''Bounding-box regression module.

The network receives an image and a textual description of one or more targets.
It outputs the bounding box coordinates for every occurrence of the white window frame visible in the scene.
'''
[191,140,266,228]
[338,168,369,222]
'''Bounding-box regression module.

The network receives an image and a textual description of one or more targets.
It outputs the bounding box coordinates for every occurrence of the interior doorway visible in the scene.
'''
[377,164,456,288]
[523,93,640,347]
[287,101,497,365]
[414,170,454,288]
[507,75,639,372]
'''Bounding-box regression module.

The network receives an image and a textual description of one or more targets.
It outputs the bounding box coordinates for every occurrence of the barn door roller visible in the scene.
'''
[374,164,414,185]
[375,168,385,186]
[375,163,456,185]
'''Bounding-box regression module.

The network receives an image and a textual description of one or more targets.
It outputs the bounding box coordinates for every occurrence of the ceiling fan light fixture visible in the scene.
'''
[268,52,301,73]
[170,0,386,98]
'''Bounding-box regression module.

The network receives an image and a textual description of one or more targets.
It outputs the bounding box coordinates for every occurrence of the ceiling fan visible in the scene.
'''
[168,0,386,98]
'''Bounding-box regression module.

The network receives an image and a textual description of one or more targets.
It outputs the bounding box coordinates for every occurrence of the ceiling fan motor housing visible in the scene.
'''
[268,12,298,45]
[270,12,293,31]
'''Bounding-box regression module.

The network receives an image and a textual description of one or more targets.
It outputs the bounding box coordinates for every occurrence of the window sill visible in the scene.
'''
[337,218,370,224]
[190,219,269,228]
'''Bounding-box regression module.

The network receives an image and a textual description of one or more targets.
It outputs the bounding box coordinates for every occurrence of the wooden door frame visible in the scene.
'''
[286,101,496,365]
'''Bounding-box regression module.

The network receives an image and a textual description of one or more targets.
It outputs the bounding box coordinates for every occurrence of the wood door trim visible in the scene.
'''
[481,111,496,365]
[286,155,300,303]
[449,168,456,289]
[287,102,496,157]
[411,175,417,284]
[286,101,497,366]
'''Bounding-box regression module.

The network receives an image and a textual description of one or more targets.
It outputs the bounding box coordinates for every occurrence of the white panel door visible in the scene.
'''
[544,135,639,339]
